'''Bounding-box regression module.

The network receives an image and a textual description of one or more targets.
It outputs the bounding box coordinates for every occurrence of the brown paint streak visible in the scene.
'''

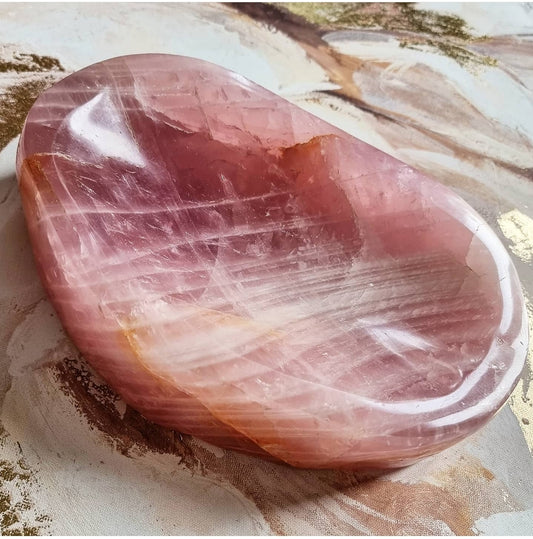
[0,51,65,151]
[0,80,50,151]
[54,350,519,535]
[53,356,198,470]
[230,3,533,184]
[8,17,518,535]
[0,50,66,535]
[231,2,363,101]
[481,466,495,481]
[188,442,517,535]
[342,480,474,535]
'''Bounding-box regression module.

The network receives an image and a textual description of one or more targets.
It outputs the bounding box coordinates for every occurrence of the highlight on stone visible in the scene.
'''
[16,54,528,469]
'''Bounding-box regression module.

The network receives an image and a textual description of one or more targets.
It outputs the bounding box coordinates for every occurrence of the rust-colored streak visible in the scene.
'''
[19,156,61,214]
[304,43,363,101]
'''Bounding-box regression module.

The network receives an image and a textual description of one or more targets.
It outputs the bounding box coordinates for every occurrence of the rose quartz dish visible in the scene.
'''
[16,54,528,469]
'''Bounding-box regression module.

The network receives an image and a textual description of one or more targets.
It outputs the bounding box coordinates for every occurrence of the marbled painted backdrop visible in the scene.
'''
[0,2,532,535]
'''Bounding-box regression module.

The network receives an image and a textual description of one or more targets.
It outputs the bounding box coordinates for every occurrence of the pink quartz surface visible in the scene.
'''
[16,54,528,468]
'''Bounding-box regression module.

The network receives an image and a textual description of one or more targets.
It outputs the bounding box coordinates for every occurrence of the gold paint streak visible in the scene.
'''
[497,209,533,264]
[280,2,496,67]
[509,296,533,452]
[498,209,533,450]
[0,459,51,534]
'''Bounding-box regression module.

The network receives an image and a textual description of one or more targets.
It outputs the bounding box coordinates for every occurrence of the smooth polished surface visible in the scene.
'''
[17,53,527,469]
[1,2,533,535]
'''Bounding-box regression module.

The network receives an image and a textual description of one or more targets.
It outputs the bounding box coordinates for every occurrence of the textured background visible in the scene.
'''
[0,2,532,535]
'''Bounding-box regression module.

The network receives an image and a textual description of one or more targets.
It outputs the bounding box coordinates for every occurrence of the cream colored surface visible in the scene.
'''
[0,2,532,535]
